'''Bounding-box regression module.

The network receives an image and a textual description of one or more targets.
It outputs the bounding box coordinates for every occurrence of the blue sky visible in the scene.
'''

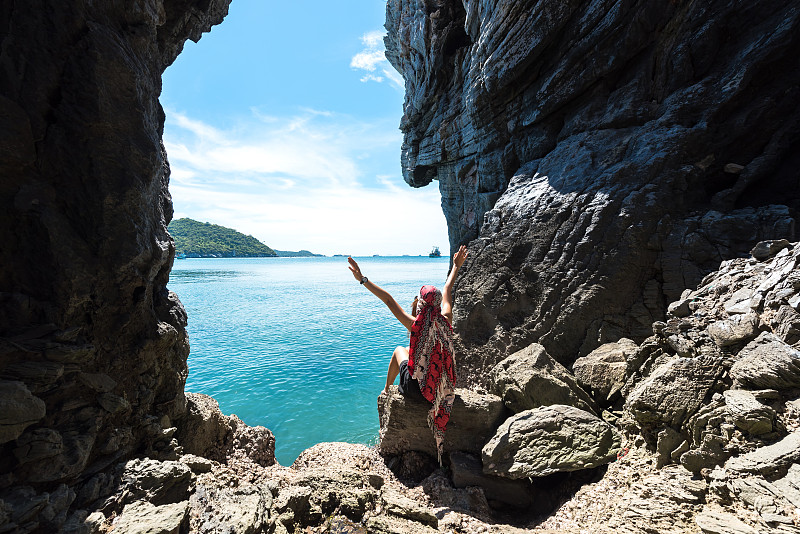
[161,0,449,256]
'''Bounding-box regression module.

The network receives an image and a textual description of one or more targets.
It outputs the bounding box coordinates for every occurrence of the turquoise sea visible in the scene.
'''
[169,256,450,465]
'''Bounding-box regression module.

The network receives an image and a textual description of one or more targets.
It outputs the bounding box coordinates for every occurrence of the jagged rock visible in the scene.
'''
[385,450,438,482]
[695,509,757,534]
[707,313,760,348]
[0,380,46,444]
[572,339,638,403]
[120,458,194,506]
[0,484,76,533]
[449,451,533,508]
[420,469,492,517]
[274,485,312,519]
[726,432,800,478]
[730,332,800,390]
[365,515,437,534]
[1,361,64,393]
[655,426,687,468]
[61,510,105,534]
[189,482,272,534]
[179,454,213,474]
[382,490,438,527]
[774,464,800,508]
[175,393,230,458]
[481,404,620,479]
[226,415,276,467]
[625,356,724,427]
[729,475,799,525]
[175,392,275,467]
[13,428,63,464]
[722,390,775,435]
[378,386,506,457]
[285,468,379,523]
[77,373,117,393]
[668,298,692,318]
[490,343,597,414]
[112,500,189,534]
[751,239,792,261]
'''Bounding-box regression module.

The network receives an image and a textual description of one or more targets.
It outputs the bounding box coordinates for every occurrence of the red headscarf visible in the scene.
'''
[408,285,456,462]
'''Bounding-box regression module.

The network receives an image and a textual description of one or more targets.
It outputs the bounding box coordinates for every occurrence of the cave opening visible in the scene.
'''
[160,0,450,467]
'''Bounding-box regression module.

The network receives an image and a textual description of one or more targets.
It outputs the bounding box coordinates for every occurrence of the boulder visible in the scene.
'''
[625,356,724,427]
[722,390,775,435]
[707,313,760,348]
[572,339,638,403]
[481,405,620,479]
[489,343,597,414]
[378,386,506,457]
[0,380,46,444]
[730,332,800,390]
[751,239,792,261]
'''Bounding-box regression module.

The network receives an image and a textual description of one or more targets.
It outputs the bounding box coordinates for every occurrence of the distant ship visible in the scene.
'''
[176,253,186,260]
[429,246,441,257]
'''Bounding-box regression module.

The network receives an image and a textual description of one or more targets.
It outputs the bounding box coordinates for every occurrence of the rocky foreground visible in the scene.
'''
[15,239,796,534]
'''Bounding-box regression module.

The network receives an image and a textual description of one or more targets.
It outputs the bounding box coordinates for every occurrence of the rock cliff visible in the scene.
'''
[0,0,230,531]
[385,0,800,379]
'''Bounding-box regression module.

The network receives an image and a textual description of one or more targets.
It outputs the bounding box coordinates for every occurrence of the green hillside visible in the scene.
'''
[168,218,277,257]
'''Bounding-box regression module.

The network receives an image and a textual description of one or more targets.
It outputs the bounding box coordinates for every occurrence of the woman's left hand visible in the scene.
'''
[348,257,363,281]
[453,245,468,269]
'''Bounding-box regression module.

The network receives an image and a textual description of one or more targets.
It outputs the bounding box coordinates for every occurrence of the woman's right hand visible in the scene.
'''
[348,257,363,282]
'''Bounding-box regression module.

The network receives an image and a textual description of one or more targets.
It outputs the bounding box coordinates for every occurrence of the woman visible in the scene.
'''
[347,245,468,461]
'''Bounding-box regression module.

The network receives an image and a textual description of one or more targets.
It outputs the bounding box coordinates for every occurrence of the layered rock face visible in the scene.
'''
[0,1,230,531]
[385,0,800,378]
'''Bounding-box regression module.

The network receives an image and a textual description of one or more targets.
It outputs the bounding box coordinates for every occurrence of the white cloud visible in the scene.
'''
[351,30,404,89]
[164,109,449,256]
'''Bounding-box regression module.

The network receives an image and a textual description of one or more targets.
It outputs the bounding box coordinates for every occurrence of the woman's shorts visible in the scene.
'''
[398,360,426,402]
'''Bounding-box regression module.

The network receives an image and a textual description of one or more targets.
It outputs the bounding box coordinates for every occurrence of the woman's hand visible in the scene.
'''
[348,257,364,282]
[453,245,468,269]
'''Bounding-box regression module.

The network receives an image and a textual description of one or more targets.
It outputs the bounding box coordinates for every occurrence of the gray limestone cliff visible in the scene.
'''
[385,0,800,380]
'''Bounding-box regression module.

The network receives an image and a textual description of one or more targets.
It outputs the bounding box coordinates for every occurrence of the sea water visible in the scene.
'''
[169,256,450,465]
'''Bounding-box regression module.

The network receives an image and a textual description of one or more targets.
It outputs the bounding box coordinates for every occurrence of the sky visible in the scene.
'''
[160,0,449,256]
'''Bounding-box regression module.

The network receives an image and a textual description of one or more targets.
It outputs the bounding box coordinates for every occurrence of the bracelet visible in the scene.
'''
[360,276,368,285]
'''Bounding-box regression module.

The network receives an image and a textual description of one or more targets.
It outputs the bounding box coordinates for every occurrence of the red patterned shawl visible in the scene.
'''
[408,285,456,463]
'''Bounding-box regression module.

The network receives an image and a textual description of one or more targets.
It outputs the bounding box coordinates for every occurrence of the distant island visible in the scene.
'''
[167,218,320,258]
[272,249,324,257]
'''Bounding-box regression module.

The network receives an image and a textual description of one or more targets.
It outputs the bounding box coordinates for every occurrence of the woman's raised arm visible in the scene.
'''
[441,245,468,324]
[348,257,415,330]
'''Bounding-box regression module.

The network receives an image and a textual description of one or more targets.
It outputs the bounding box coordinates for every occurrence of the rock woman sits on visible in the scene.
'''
[347,246,468,461]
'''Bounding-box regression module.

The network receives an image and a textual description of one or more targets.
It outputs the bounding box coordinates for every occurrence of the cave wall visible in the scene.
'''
[385,0,800,381]
[0,0,229,523]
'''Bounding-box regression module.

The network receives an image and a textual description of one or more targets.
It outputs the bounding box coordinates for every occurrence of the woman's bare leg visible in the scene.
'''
[385,346,409,391]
